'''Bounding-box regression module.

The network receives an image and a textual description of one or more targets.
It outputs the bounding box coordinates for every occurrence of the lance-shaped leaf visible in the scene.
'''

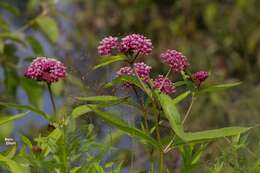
[35,16,59,43]
[94,55,127,69]
[172,91,191,104]
[104,75,142,89]
[77,95,123,102]
[157,92,250,143]
[0,112,30,126]
[72,104,97,118]
[91,107,161,149]
[196,82,241,95]
[76,95,139,108]
[0,2,20,16]
[180,127,250,143]
[0,102,49,120]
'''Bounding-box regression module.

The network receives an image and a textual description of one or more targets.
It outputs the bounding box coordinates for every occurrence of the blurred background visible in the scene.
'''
[0,0,259,172]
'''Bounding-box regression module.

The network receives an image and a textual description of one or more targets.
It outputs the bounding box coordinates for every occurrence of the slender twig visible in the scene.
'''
[164,95,196,153]
[182,95,195,125]
[47,83,56,115]
[163,136,176,153]
[159,68,171,91]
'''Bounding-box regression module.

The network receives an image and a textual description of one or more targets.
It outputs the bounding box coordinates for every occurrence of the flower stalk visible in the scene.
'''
[47,83,56,115]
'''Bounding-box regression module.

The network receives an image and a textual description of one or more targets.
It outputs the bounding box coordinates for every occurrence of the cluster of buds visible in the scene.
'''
[97,34,153,56]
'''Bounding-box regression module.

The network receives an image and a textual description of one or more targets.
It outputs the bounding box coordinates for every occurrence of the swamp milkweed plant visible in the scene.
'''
[0,34,255,173]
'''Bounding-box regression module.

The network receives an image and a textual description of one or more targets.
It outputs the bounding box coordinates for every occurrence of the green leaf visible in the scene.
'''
[157,92,250,143]
[0,102,49,120]
[174,81,190,87]
[21,135,33,150]
[5,146,16,159]
[51,80,64,96]
[0,33,27,47]
[0,154,27,173]
[157,92,184,136]
[93,55,127,69]
[26,36,44,55]
[0,15,10,32]
[105,75,143,89]
[72,104,97,118]
[3,65,19,96]
[196,82,241,95]
[20,78,43,108]
[77,95,121,102]
[77,95,138,106]
[35,16,59,43]
[0,2,20,16]
[69,167,80,173]
[72,97,139,119]
[92,108,160,149]
[181,127,250,143]
[0,112,30,126]
[172,91,191,104]
[75,96,140,115]
[36,128,62,156]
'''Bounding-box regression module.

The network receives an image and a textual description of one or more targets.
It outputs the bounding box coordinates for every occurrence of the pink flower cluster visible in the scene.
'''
[153,75,175,94]
[98,36,118,56]
[24,57,66,83]
[119,34,153,55]
[116,66,134,88]
[116,62,151,88]
[160,50,189,73]
[192,71,209,86]
[98,34,209,94]
[133,62,152,82]
[97,34,153,56]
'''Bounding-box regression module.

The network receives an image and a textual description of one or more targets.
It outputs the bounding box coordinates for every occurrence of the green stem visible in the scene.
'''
[160,151,164,173]
[47,83,56,115]
[155,110,164,173]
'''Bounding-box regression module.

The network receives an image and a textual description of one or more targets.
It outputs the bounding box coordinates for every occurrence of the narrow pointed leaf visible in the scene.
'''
[0,112,30,126]
[157,92,250,143]
[0,102,49,120]
[94,55,127,69]
[0,2,20,16]
[72,104,97,118]
[172,91,191,104]
[35,16,59,43]
[77,96,121,102]
[181,127,251,142]
[104,75,142,89]
[92,108,160,149]
[196,82,241,95]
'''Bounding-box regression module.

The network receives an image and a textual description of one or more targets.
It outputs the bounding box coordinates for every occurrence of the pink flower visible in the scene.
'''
[116,66,134,88]
[192,71,209,86]
[116,66,134,76]
[160,50,189,73]
[24,57,66,83]
[98,36,118,56]
[153,75,176,95]
[133,62,152,82]
[119,34,153,55]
